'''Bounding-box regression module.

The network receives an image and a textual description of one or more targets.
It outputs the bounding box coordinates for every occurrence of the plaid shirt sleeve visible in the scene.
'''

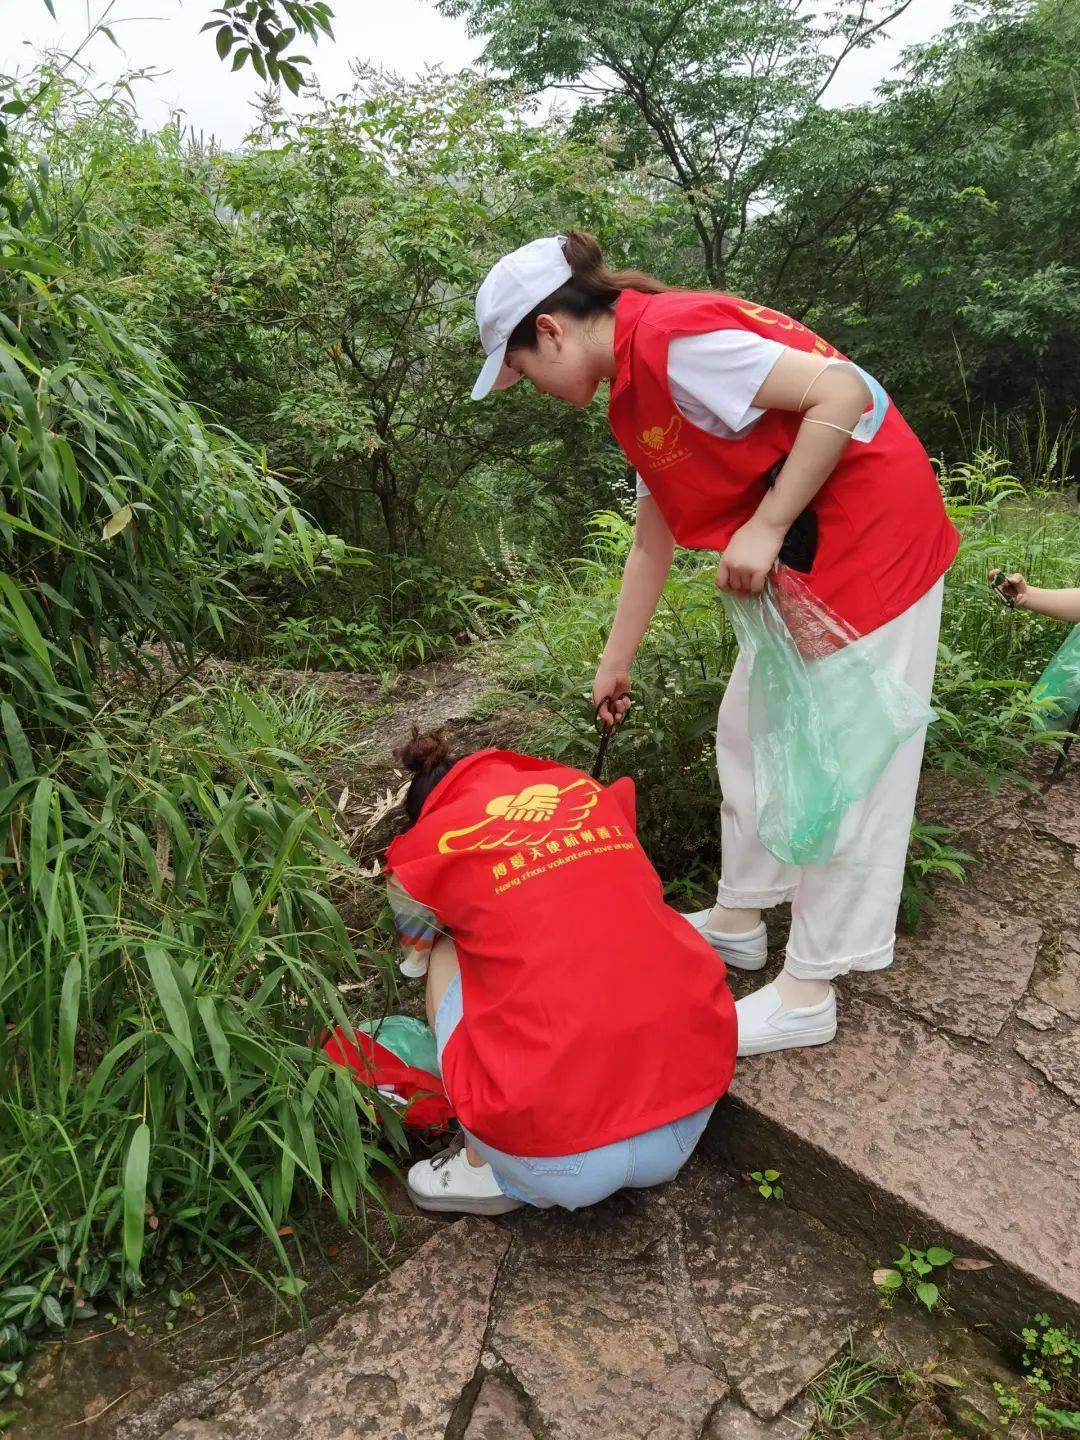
[385,876,442,979]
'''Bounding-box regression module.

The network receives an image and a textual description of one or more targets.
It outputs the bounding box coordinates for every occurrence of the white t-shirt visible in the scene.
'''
[633,332,878,499]
[634,332,784,499]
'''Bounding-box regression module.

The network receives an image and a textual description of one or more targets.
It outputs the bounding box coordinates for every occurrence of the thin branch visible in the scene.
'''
[815,0,917,104]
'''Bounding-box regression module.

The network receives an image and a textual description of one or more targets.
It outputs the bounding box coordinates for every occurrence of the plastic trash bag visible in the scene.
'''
[720,566,936,866]
[322,1016,452,1131]
[1032,625,1080,730]
[357,1014,440,1074]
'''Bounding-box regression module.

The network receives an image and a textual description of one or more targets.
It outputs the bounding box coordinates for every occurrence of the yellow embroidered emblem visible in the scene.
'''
[737,302,838,358]
[639,413,683,455]
[437,778,602,853]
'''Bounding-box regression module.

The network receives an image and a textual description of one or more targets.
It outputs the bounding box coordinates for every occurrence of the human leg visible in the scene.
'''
[408,951,524,1214]
[425,936,482,1168]
[736,580,944,1053]
[685,657,800,970]
[784,578,943,981]
[425,934,459,1033]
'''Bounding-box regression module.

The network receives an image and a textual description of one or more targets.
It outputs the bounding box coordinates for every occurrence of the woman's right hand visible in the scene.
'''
[593,659,632,729]
[989,569,1029,607]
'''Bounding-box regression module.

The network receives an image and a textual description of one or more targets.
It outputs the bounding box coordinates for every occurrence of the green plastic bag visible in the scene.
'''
[357,1015,439,1075]
[1032,625,1080,730]
[721,567,936,866]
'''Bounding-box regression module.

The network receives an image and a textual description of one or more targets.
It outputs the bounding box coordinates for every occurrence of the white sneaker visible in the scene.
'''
[407,1136,523,1216]
[735,982,837,1056]
[683,911,768,971]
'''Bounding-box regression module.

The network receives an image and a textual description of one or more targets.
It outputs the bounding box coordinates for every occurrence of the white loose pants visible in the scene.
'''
[714,578,944,980]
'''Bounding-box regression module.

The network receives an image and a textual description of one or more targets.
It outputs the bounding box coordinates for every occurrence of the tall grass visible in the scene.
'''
[959,391,1077,494]
[0,686,402,1397]
[0,140,394,1403]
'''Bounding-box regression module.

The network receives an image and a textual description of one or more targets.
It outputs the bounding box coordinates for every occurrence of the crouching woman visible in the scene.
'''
[385,730,737,1215]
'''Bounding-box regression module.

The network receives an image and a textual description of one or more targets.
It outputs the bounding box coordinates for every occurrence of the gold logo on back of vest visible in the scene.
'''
[737,302,838,357]
[437,778,603,854]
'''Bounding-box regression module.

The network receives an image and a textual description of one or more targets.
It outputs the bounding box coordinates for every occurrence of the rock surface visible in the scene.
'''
[720,996,1080,1330]
[463,1375,535,1439]
[857,888,1041,1041]
[1016,1024,1080,1105]
[1034,778,1080,848]
[1017,995,1060,1030]
[702,1396,816,1439]
[491,1246,725,1439]
[680,1168,874,1418]
[183,1220,508,1440]
[1033,928,1080,1020]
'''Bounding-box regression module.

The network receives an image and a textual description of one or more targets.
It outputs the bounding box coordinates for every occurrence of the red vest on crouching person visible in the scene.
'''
[384,749,737,1157]
[608,289,959,636]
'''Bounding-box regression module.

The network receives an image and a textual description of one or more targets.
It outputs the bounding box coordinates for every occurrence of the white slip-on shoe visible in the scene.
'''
[407,1135,524,1216]
[735,982,837,1056]
[682,911,768,971]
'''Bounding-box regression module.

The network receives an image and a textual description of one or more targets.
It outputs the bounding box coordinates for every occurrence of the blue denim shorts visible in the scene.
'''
[434,973,715,1210]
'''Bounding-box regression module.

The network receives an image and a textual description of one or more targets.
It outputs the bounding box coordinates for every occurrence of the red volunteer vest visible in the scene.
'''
[608,289,959,635]
[384,749,737,1156]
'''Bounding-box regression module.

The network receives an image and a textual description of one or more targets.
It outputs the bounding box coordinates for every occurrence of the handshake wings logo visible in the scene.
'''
[639,413,683,457]
[437,778,602,853]
[637,413,689,473]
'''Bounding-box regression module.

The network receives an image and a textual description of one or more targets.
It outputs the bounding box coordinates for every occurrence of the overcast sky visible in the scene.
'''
[5,0,953,148]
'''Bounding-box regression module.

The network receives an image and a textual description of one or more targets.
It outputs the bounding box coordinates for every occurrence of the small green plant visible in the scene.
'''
[749,1168,784,1201]
[810,1348,894,1435]
[208,679,360,760]
[994,1380,1024,1423]
[992,1314,1080,1432]
[1022,1314,1080,1404]
[874,1245,954,1312]
[900,819,975,930]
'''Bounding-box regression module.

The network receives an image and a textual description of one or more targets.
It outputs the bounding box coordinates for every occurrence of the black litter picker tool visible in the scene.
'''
[990,569,1017,608]
[592,694,631,781]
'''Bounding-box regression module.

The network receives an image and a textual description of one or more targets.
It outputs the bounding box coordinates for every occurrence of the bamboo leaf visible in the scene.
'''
[58,956,81,1099]
[29,776,53,894]
[0,572,52,673]
[101,504,134,540]
[1,701,34,781]
[198,996,233,1094]
[122,1123,151,1275]
[146,946,194,1053]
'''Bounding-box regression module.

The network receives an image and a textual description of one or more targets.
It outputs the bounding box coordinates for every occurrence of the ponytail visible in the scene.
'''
[395,728,460,825]
[506,230,671,352]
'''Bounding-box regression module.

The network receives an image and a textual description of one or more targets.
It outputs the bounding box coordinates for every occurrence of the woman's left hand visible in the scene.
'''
[715,517,787,595]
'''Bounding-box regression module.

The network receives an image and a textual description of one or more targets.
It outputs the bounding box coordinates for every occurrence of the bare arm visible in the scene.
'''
[593,495,676,725]
[716,350,872,595]
[992,572,1080,623]
[1023,588,1080,623]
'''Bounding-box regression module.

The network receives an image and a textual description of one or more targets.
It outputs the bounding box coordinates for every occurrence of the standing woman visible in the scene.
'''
[470,233,958,1056]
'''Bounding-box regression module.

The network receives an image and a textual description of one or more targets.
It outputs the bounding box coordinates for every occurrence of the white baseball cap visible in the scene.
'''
[471,235,572,401]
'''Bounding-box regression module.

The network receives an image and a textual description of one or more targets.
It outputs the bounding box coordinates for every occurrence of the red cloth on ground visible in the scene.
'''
[322,1028,454,1131]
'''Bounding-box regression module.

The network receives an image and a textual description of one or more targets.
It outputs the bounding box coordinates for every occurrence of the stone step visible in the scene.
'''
[137,1156,1044,1440]
[710,992,1080,1338]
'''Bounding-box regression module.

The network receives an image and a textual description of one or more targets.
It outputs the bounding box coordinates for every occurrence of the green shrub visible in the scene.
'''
[0,139,395,1395]
[496,511,735,888]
